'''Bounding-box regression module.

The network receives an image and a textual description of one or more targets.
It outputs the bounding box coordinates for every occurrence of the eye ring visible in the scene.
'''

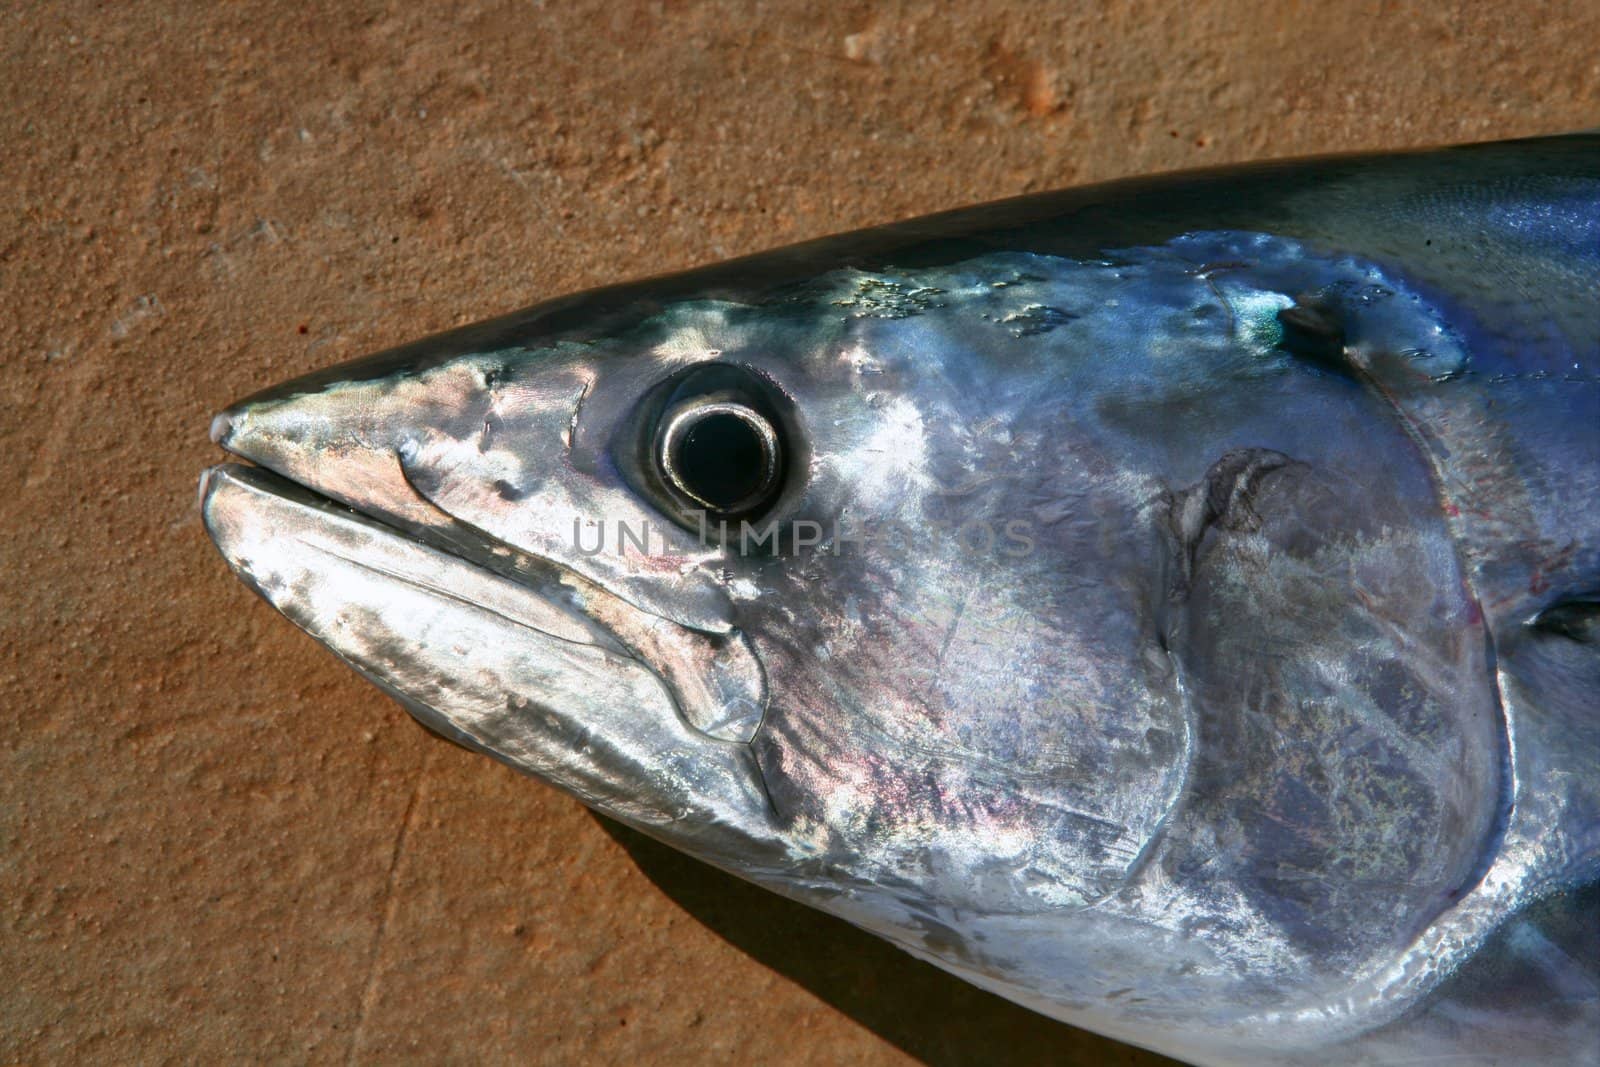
[657,399,783,516]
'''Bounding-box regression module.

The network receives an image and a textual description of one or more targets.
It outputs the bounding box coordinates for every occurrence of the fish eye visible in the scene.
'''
[625,361,801,527]
[657,398,782,515]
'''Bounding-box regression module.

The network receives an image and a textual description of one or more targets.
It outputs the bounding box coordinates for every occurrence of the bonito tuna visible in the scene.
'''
[201,135,1599,1065]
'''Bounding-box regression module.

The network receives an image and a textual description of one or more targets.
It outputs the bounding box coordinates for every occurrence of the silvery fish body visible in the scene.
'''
[200,135,1599,1066]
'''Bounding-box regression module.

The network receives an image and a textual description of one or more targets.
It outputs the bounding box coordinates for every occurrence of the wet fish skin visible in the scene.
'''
[200,135,1600,1065]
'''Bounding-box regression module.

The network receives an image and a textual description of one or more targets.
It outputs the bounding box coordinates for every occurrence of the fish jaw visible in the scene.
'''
[197,461,784,866]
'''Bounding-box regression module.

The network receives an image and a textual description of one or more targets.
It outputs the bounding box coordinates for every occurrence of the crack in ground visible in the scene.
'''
[346,747,432,1064]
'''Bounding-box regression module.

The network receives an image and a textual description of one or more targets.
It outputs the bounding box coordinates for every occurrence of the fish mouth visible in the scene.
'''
[199,434,777,845]
[199,461,636,752]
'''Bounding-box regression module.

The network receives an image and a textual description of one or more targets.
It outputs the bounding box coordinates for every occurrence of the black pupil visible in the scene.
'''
[676,412,768,511]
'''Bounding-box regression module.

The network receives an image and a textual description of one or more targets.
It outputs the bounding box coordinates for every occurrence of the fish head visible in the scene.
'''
[203,233,1506,1036]
[202,257,1187,887]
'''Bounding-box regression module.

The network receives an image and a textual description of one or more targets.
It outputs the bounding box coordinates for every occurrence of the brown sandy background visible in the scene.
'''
[4,2,1597,1062]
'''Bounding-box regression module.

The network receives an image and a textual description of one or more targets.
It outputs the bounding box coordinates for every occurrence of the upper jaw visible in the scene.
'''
[211,355,743,636]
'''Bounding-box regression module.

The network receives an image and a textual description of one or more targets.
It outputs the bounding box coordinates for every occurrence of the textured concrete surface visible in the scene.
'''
[4,1,1597,1062]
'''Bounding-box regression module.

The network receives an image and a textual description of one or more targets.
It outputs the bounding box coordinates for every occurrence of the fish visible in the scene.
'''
[199,134,1600,1066]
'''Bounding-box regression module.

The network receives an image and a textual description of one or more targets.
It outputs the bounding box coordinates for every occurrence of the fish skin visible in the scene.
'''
[200,135,1600,1066]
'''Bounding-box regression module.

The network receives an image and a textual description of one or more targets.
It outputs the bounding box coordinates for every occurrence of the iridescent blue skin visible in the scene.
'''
[200,136,1599,1065]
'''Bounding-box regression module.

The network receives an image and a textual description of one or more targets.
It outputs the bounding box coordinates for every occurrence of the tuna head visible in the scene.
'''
[202,232,1506,1057]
